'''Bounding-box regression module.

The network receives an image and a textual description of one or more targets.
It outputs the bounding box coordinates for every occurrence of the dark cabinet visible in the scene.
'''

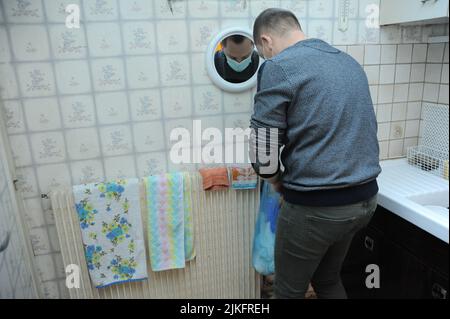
[342,205,449,299]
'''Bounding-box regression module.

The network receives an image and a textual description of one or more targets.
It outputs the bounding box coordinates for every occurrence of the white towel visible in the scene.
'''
[73,178,147,288]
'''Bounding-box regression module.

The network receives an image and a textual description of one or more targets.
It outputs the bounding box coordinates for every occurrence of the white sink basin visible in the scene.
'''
[407,190,449,216]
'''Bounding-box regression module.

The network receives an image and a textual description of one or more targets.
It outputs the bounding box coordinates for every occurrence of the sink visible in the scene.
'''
[407,190,449,216]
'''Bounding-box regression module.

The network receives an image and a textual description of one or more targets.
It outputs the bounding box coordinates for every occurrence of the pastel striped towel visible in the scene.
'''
[144,172,195,271]
[73,178,148,288]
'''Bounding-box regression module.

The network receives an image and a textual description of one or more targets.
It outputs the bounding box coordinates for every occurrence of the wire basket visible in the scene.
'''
[407,145,449,179]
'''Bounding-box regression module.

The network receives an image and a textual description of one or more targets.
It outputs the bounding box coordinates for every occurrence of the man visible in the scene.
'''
[214,34,260,83]
[250,8,381,299]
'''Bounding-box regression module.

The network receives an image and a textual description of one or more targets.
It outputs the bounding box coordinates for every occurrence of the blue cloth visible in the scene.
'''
[252,181,282,276]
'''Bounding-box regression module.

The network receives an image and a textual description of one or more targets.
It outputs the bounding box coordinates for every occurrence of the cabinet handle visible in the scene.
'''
[364,236,374,252]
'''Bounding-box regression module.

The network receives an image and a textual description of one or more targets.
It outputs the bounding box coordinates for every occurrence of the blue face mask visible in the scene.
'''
[225,53,253,73]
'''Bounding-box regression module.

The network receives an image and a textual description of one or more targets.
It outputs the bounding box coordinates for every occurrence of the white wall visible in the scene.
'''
[0,0,448,298]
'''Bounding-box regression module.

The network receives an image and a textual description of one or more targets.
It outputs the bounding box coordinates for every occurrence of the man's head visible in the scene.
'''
[253,8,305,59]
[221,35,254,63]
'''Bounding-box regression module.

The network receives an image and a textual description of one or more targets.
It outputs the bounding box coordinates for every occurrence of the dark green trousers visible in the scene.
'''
[274,195,378,299]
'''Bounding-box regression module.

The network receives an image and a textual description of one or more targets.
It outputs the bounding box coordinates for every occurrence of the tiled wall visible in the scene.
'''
[0,0,448,298]
[0,123,36,298]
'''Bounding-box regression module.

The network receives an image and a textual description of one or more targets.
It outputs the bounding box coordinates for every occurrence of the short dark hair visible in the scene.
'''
[253,8,302,45]
[221,34,246,47]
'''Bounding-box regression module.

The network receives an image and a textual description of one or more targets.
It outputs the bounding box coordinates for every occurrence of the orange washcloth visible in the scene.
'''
[199,167,230,191]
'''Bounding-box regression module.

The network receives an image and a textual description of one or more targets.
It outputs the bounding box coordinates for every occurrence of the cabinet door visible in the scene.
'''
[341,226,384,298]
[380,0,449,25]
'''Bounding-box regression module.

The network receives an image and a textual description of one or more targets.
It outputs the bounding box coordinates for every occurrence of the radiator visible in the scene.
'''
[51,172,261,299]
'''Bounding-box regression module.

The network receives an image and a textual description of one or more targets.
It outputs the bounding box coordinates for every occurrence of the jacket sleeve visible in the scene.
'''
[250,60,292,180]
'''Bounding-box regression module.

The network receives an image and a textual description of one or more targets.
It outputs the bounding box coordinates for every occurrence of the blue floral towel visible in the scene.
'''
[73,178,148,288]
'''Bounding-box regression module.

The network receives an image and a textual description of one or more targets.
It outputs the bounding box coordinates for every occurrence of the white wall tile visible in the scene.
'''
[9,135,32,167]
[159,55,190,86]
[83,0,118,21]
[379,64,395,84]
[358,20,380,44]
[30,132,66,164]
[395,64,411,84]
[380,44,397,64]
[403,137,418,154]
[3,100,26,134]
[408,83,424,101]
[162,86,192,118]
[377,122,390,141]
[410,63,425,83]
[405,120,420,138]
[0,27,11,63]
[444,43,449,63]
[55,60,92,94]
[194,85,222,116]
[44,0,81,23]
[423,83,440,102]
[250,0,279,17]
[136,152,167,177]
[390,121,405,139]
[28,227,51,256]
[104,155,136,179]
[412,44,428,63]
[220,0,249,18]
[156,20,189,54]
[17,63,56,97]
[4,0,44,23]
[125,56,159,89]
[376,103,392,122]
[191,53,210,85]
[427,43,445,63]
[0,64,19,100]
[364,45,380,65]
[333,20,358,45]
[223,90,252,114]
[397,44,412,63]
[364,65,379,85]
[91,58,125,91]
[347,45,364,65]
[23,198,46,229]
[132,121,165,153]
[70,159,104,184]
[190,20,220,53]
[441,64,449,84]
[425,63,443,83]
[95,91,129,125]
[129,89,162,122]
[388,139,404,157]
[393,83,409,102]
[122,22,155,55]
[23,97,61,131]
[188,0,219,18]
[391,103,407,121]
[86,22,122,57]
[100,125,133,156]
[438,84,449,104]
[119,0,153,19]
[49,26,88,60]
[15,167,39,198]
[406,102,422,120]
[378,85,394,104]
[60,95,96,128]
[308,20,333,44]
[65,127,100,160]
[154,0,187,19]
